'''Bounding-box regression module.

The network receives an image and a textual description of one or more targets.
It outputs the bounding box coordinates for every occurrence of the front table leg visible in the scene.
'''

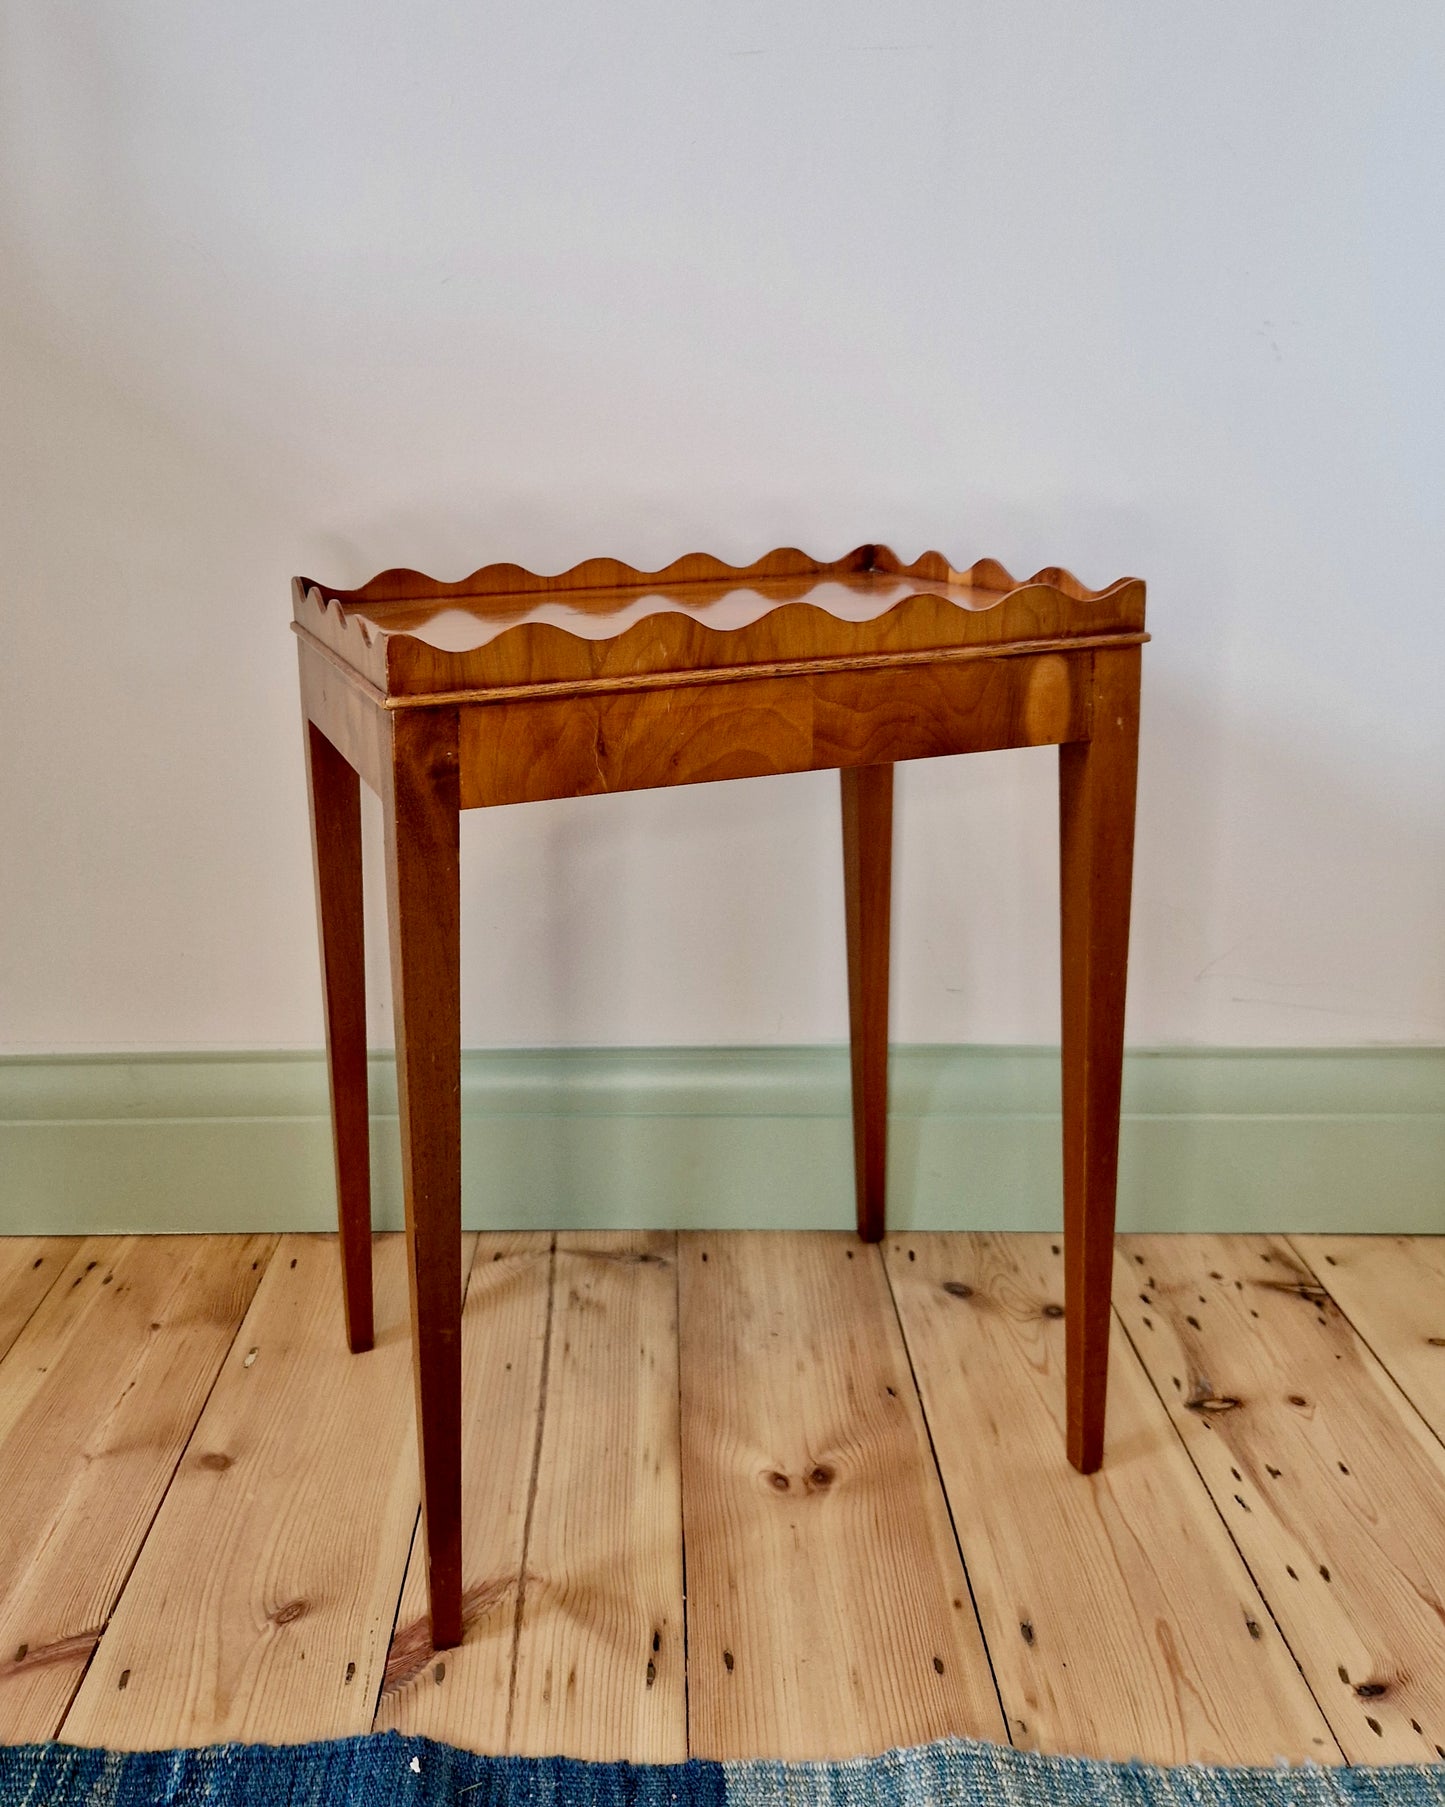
[1058,648,1141,1473]
[382,707,464,1648]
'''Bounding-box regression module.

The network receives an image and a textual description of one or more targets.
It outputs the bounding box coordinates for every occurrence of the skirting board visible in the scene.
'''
[1,1046,1441,1236]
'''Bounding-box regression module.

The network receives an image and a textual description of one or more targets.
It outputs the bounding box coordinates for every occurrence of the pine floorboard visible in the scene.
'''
[1,1231,1443,1763]
[0,1239,82,1365]
[885,1232,1336,1764]
[1114,1234,1445,1763]
[375,1232,551,1751]
[510,1232,685,1762]
[679,1232,1003,1759]
[62,1234,470,1750]
[0,1236,273,1741]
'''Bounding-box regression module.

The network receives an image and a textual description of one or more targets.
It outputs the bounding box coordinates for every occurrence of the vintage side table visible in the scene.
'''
[293,544,1146,1648]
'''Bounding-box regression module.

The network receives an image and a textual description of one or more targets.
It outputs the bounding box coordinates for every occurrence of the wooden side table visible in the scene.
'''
[293,544,1146,1648]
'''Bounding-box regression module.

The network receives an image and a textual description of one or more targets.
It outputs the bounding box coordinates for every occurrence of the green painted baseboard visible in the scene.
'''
[1,1046,1441,1236]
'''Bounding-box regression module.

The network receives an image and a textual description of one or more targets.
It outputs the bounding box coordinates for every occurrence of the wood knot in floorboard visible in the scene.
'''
[0,1629,101,1680]
[762,1461,838,1496]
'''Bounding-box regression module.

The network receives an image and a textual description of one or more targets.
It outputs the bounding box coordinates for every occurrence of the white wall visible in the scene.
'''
[2,1,1442,1055]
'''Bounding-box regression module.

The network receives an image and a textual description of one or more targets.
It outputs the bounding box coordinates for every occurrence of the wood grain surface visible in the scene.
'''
[62,1235,469,1749]
[0,1237,273,1741]
[457,652,1089,807]
[678,1232,1004,1759]
[0,1238,80,1364]
[382,707,465,1647]
[1287,1235,1445,1445]
[1114,1233,1445,1762]
[1058,646,1140,1471]
[293,547,1145,699]
[509,1233,685,1761]
[5,1231,1439,1765]
[885,1232,1336,1763]
[376,1233,552,1749]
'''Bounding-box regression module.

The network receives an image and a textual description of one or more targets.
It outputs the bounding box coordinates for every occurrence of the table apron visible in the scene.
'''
[457,650,1092,808]
[298,637,389,798]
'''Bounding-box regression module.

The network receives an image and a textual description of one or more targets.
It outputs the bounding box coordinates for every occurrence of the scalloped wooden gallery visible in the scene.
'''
[293,543,1147,1648]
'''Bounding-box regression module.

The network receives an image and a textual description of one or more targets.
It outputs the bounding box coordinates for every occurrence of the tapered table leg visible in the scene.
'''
[1059,648,1141,1473]
[841,763,894,1244]
[304,715,374,1354]
[382,707,464,1649]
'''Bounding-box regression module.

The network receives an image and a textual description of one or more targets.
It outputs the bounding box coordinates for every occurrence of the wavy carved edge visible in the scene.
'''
[293,544,1144,662]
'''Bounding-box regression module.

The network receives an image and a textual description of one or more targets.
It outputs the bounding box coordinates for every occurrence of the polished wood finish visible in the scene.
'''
[456,651,1087,808]
[294,547,1145,699]
[841,766,893,1243]
[298,638,387,798]
[382,709,465,1653]
[1059,647,1140,1472]
[294,544,1146,1644]
[304,718,373,1352]
[18,1232,1436,1764]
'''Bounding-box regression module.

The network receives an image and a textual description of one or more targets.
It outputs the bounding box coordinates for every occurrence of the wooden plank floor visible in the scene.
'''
[2,1232,1444,1764]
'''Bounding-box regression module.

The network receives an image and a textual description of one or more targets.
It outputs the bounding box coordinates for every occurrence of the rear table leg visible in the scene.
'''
[304,716,373,1353]
[841,763,894,1244]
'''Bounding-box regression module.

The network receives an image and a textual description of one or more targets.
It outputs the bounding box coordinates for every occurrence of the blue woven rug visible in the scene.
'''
[2,1734,1442,1807]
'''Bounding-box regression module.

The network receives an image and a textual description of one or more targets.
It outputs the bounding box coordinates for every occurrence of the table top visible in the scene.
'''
[293,545,1146,701]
